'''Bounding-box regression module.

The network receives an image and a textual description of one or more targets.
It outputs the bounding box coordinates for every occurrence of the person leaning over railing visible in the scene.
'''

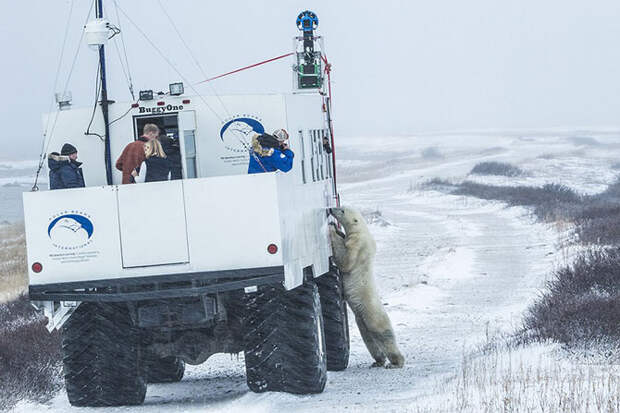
[247,129,294,174]
[116,123,159,184]
[132,139,170,183]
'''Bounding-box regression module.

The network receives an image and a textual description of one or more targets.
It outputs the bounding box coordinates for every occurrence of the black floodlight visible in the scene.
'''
[139,90,154,100]
[169,82,184,96]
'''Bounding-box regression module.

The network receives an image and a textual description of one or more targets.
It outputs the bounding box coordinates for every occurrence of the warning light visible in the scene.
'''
[32,262,43,273]
[267,244,278,254]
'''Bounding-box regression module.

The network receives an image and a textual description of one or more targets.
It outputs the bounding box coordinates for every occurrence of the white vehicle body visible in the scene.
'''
[26,8,346,404]
[24,92,338,326]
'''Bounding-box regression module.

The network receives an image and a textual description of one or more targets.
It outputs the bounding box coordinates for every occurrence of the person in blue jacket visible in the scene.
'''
[48,143,85,190]
[247,129,294,174]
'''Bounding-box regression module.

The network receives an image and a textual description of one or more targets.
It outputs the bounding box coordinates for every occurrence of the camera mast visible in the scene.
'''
[295,11,321,89]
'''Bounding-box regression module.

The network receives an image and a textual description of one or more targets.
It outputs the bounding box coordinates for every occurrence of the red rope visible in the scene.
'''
[195,52,294,84]
[320,55,339,204]
[321,55,332,101]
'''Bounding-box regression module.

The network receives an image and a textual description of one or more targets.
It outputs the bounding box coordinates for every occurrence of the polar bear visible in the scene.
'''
[329,207,405,369]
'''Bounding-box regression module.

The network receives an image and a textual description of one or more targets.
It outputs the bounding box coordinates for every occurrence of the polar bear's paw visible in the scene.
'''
[370,359,386,368]
[385,353,405,369]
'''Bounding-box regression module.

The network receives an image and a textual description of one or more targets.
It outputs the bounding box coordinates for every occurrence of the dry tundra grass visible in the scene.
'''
[412,345,620,413]
[0,222,28,303]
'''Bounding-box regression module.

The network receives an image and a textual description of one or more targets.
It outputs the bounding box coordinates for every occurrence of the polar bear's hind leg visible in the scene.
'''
[360,306,405,369]
[353,313,386,367]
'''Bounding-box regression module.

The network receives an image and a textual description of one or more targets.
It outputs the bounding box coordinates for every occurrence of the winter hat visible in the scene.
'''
[272,129,289,142]
[61,143,77,156]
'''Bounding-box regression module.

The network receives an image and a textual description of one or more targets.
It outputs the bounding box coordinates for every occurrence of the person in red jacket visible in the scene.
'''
[115,123,159,184]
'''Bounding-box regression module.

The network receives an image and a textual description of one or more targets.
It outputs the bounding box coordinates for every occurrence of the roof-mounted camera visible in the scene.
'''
[296,11,318,32]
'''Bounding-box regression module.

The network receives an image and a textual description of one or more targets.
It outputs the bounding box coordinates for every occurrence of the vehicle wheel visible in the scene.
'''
[244,282,327,394]
[315,265,350,371]
[144,351,185,383]
[62,302,147,407]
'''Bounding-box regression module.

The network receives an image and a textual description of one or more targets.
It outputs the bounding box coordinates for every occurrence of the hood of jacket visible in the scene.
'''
[48,153,82,170]
[47,153,70,171]
[251,134,274,157]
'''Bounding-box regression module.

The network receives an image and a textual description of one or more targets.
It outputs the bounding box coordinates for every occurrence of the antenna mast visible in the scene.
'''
[95,0,113,185]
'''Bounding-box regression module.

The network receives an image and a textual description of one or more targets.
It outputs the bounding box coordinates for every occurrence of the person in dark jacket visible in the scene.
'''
[323,136,332,154]
[47,143,85,190]
[159,129,183,180]
[132,138,170,183]
[247,129,294,174]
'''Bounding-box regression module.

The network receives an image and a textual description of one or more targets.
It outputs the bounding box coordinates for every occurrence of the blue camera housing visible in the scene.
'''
[296,11,318,33]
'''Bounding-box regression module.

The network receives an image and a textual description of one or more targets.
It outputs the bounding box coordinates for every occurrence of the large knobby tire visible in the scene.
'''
[62,302,147,407]
[244,282,327,394]
[144,351,185,383]
[315,266,350,371]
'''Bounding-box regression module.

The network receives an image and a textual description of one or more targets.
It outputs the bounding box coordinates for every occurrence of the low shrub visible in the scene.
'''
[428,178,620,243]
[452,181,581,221]
[0,295,62,410]
[574,204,620,245]
[421,147,443,160]
[569,136,600,146]
[470,161,524,177]
[523,248,620,346]
[598,178,620,202]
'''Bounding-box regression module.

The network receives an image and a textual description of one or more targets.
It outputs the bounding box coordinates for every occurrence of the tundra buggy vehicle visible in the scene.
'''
[24,7,348,406]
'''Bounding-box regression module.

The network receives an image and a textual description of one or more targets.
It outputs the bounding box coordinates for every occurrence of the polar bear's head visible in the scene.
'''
[329,206,367,234]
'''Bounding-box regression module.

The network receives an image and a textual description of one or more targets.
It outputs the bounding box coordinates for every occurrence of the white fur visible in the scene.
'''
[329,207,405,368]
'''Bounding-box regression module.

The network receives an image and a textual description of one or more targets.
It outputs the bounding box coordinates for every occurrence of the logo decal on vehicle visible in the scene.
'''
[47,212,94,250]
[219,116,265,154]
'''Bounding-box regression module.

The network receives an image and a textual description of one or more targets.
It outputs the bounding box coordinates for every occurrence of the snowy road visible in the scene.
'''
[17,133,618,412]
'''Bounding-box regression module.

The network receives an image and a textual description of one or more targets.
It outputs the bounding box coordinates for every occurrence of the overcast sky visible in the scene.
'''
[2,0,620,159]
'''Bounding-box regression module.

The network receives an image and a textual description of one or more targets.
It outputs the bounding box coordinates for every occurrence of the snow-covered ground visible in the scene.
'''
[13,132,620,412]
